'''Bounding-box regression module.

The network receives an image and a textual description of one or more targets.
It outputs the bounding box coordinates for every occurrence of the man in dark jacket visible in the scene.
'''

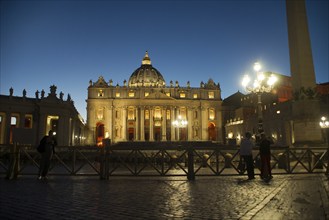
[38,130,57,180]
[259,133,273,180]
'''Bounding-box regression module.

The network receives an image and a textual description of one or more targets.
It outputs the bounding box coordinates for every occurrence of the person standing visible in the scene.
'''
[240,132,255,180]
[38,130,57,180]
[259,133,273,180]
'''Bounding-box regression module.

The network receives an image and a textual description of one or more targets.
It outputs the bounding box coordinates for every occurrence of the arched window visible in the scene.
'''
[96,123,105,146]
[208,122,216,141]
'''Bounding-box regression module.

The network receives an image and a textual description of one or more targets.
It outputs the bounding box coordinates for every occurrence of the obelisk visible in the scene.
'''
[286,0,321,144]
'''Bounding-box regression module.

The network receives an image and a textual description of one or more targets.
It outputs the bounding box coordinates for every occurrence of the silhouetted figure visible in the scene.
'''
[38,130,57,180]
[23,89,27,97]
[35,90,39,99]
[259,133,273,180]
[9,87,13,96]
[240,132,255,180]
[60,92,64,100]
[41,89,45,98]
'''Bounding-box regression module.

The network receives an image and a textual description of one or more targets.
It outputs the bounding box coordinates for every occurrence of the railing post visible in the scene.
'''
[187,147,195,181]
[287,147,291,174]
[307,148,312,173]
[105,143,110,179]
[6,143,20,180]
[99,146,106,180]
[72,147,76,175]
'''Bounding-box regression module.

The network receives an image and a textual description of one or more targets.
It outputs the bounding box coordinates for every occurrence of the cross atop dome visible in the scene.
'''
[142,51,151,65]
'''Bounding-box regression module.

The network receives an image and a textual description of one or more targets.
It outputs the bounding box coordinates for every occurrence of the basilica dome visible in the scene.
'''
[128,51,166,87]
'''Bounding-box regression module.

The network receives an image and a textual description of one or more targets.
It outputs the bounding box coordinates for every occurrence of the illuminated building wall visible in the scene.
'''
[86,52,223,145]
[0,85,85,146]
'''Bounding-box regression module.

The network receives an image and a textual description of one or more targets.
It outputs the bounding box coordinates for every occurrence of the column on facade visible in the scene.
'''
[176,107,180,141]
[161,108,167,141]
[201,107,208,141]
[109,106,113,141]
[216,109,222,142]
[140,107,145,141]
[67,116,72,146]
[58,115,69,146]
[19,112,25,128]
[187,108,193,140]
[38,113,47,141]
[170,107,175,141]
[122,107,127,141]
[72,118,78,146]
[149,108,154,141]
[5,112,11,144]
[88,105,98,145]
[135,107,139,141]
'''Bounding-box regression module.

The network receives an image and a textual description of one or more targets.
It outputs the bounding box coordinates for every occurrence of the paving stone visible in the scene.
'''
[0,175,328,219]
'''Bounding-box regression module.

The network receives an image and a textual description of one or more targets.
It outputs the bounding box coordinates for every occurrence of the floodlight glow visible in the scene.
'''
[267,74,277,86]
[253,80,260,89]
[242,75,250,87]
[257,73,265,82]
[253,62,261,72]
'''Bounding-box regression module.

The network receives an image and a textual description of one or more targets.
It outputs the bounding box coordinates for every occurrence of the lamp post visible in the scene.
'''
[319,116,329,176]
[242,62,277,134]
[172,115,188,141]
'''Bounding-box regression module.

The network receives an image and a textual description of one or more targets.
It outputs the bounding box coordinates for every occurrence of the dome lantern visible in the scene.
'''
[141,51,151,65]
[128,51,166,88]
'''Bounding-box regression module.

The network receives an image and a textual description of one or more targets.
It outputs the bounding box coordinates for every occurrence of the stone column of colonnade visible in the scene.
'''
[58,115,69,146]
[5,112,11,144]
[216,109,222,142]
[175,108,180,141]
[140,107,145,141]
[201,107,208,140]
[187,108,193,140]
[38,113,47,140]
[170,107,175,141]
[135,107,139,141]
[108,106,113,140]
[86,103,96,144]
[19,113,25,129]
[122,107,127,141]
[162,108,167,141]
[149,108,154,141]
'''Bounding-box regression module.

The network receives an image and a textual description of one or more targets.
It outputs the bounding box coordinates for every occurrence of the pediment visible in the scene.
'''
[93,76,108,88]
[144,91,176,100]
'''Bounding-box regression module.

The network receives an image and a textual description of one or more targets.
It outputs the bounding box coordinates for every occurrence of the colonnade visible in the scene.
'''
[96,105,222,143]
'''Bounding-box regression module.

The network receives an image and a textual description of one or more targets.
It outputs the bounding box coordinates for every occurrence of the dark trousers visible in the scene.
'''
[39,145,53,177]
[260,154,272,177]
[242,155,254,179]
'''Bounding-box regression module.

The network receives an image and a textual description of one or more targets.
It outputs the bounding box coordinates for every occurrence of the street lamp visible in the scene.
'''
[242,62,277,134]
[319,116,329,175]
[172,115,188,141]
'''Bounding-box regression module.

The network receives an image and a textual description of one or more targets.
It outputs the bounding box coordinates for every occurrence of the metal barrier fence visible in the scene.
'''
[0,141,328,180]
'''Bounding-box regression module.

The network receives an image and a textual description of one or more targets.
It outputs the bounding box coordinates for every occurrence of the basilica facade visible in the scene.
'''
[86,52,223,145]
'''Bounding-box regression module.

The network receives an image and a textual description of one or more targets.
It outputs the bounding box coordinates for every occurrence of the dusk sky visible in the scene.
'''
[1,0,328,121]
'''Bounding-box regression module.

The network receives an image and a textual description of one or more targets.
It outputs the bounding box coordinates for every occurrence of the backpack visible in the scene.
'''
[37,136,47,153]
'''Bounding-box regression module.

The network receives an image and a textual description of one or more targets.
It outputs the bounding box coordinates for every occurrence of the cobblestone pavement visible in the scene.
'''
[0,174,328,220]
